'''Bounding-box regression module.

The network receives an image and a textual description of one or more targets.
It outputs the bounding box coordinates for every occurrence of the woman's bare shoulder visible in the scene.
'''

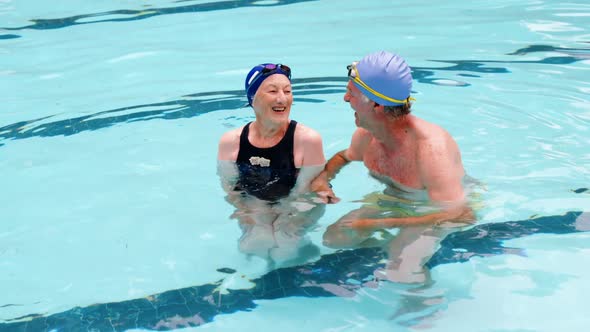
[294,122,322,143]
[219,126,243,143]
[218,126,244,160]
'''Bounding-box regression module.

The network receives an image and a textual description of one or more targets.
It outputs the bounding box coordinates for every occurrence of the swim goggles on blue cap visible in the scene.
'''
[246,64,291,95]
[347,62,415,105]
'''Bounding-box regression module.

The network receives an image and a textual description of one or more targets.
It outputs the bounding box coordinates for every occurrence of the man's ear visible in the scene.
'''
[373,102,382,111]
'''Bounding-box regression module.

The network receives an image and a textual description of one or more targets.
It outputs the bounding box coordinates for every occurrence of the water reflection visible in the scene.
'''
[1,211,586,331]
[3,42,589,148]
[0,0,317,33]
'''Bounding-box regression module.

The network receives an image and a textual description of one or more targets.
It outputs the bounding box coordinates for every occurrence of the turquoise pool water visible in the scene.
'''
[1,0,589,331]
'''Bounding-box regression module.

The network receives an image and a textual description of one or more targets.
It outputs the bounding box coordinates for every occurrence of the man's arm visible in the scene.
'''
[345,134,474,228]
[410,136,474,225]
[311,150,350,186]
[343,204,474,230]
[310,128,372,203]
[419,136,466,203]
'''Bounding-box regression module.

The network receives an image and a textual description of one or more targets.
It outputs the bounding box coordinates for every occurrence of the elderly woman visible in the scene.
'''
[217,63,327,265]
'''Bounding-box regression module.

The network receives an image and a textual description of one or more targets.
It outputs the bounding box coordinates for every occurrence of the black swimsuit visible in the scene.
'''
[235,120,299,202]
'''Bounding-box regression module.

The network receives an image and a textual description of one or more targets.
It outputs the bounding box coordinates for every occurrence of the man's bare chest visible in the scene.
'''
[363,142,421,188]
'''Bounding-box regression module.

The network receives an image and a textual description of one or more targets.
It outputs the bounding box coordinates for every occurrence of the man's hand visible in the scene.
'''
[314,189,340,204]
[310,171,340,204]
[339,218,382,231]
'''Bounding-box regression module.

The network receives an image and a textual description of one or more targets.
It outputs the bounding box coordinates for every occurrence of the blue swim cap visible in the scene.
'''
[352,51,413,106]
[245,63,292,106]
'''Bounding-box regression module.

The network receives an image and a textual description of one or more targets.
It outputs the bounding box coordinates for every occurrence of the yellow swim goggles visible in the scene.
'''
[347,62,415,105]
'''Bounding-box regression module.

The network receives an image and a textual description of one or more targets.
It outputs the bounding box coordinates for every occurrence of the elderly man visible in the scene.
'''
[312,51,474,250]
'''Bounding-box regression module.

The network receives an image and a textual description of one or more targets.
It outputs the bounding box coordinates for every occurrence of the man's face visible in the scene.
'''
[252,74,293,121]
[344,81,374,128]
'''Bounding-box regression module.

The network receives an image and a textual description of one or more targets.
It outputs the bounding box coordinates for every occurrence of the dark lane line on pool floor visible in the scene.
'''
[1,211,587,331]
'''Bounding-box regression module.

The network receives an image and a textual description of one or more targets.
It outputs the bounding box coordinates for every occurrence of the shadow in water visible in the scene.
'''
[3,41,590,149]
[0,77,344,148]
[0,0,317,35]
[0,34,20,40]
[0,211,587,331]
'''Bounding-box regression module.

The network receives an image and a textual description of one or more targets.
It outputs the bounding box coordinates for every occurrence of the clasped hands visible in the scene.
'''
[310,174,340,204]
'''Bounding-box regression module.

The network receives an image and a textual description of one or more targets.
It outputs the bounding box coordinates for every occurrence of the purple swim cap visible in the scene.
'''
[245,63,291,106]
[352,51,413,106]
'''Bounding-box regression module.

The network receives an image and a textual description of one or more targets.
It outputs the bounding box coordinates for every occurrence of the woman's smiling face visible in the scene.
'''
[252,74,293,120]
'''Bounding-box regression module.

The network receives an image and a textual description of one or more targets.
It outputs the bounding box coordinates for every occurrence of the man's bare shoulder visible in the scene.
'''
[419,129,458,153]
[412,117,463,175]
[411,116,450,141]
[347,128,373,161]
[351,127,373,144]
[409,116,460,158]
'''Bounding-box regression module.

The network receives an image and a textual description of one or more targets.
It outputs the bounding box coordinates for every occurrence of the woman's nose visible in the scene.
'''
[276,91,288,103]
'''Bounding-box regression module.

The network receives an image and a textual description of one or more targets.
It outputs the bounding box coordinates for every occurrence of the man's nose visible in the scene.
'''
[343,91,351,102]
